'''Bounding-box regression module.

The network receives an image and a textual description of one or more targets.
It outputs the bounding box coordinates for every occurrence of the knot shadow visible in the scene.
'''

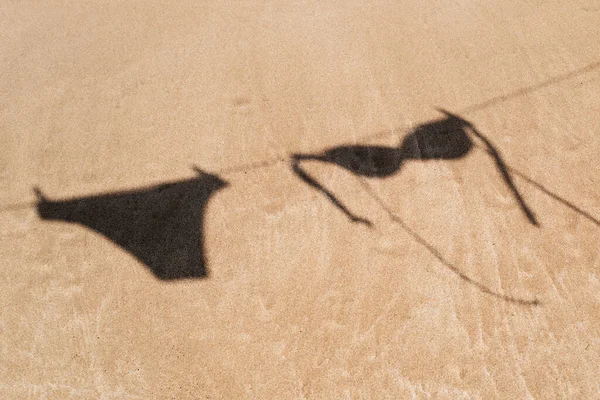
[34,167,228,280]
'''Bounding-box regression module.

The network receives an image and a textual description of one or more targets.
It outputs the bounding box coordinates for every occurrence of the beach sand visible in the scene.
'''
[1,1,600,398]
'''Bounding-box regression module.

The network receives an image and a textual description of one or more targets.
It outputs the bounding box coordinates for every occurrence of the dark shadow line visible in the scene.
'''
[466,124,539,226]
[217,156,286,175]
[355,178,540,306]
[215,59,600,178]
[462,140,600,228]
[460,60,600,114]
[509,168,600,227]
[2,61,599,214]
[291,154,373,227]
[357,60,600,144]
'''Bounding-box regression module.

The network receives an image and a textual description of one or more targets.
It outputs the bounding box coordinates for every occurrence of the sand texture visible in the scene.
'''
[1,1,600,398]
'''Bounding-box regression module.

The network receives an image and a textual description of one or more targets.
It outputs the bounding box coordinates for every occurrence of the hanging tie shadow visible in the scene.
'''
[34,167,228,280]
[355,178,540,306]
[291,109,539,227]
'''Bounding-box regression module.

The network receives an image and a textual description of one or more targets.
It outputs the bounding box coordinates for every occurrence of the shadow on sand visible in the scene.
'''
[291,109,541,305]
[34,167,228,280]
[291,109,538,227]
[356,178,540,306]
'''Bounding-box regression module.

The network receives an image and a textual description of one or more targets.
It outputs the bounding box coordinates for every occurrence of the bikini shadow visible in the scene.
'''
[291,109,538,227]
[290,109,540,305]
[34,167,228,280]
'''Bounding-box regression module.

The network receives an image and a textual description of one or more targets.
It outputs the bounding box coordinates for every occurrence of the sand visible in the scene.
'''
[1,0,600,398]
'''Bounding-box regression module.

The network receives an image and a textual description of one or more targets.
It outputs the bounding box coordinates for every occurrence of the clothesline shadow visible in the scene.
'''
[291,109,539,228]
[34,167,228,280]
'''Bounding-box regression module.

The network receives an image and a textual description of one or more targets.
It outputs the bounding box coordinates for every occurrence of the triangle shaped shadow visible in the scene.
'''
[35,170,228,280]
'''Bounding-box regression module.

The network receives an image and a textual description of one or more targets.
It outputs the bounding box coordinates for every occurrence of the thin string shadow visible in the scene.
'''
[3,60,600,214]
[509,169,600,227]
[291,109,538,227]
[34,167,228,280]
[355,178,540,306]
